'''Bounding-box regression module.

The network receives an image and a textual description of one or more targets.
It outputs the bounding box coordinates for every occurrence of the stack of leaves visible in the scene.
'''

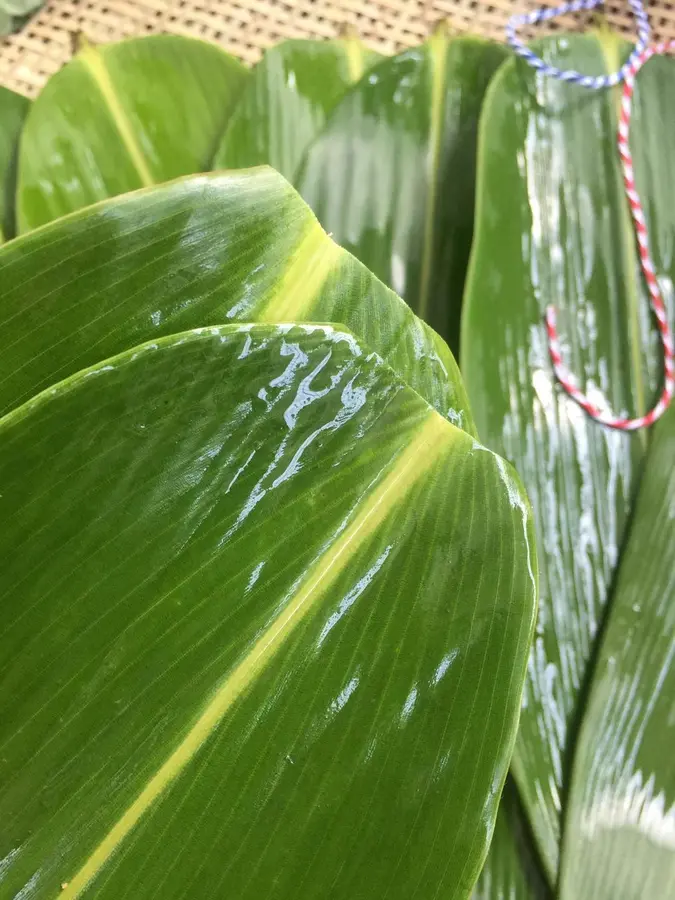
[464,29,675,900]
[0,21,673,900]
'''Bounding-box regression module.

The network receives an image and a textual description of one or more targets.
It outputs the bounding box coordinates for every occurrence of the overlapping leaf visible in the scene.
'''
[17,34,247,231]
[296,29,507,353]
[0,84,29,241]
[0,167,474,434]
[214,35,380,180]
[461,32,675,879]
[559,411,675,900]
[473,782,550,900]
[0,321,537,899]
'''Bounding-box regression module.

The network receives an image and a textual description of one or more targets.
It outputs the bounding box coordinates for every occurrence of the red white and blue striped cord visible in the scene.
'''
[508,2,674,431]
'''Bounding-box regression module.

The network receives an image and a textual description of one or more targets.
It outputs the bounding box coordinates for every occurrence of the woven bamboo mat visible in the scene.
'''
[1,0,675,97]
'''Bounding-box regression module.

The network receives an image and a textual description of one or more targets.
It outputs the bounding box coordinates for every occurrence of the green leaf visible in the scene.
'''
[0,322,537,900]
[473,782,551,900]
[0,167,474,434]
[0,85,29,242]
[0,0,42,14]
[461,32,670,879]
[296,29,508,354]
[213,35,380,181]
[559,411,675,899]
[17,34,247,232]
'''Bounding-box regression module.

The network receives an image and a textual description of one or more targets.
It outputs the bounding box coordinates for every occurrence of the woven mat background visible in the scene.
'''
[2,0,675,97]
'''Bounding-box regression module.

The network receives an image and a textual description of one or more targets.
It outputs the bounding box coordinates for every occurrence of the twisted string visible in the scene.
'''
[508,3,674,430]
[506,0,650,87]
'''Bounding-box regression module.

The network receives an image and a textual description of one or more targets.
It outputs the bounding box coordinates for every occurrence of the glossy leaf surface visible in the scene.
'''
[0,167,474,434]
[473,782,550,900]
[461,33,674,879]
[296,31,507,354]
[560,405,675,900]
[17,34,247,231]
[0,323,537,900]
[0,84,29,241]
[214,36,380,181]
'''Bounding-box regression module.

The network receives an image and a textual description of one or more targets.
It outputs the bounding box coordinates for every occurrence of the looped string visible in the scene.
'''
[506,0,650,87]
[508,3,674,431]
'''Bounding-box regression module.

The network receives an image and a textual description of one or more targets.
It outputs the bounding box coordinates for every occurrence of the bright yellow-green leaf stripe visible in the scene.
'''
[58,413,451,898]
[418,24,448,320]
[259,219,342,321]
[78,41,155,187]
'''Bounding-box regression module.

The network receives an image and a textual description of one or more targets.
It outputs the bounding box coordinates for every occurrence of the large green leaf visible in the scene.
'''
[0,322,537,899]
[0,84,29,242]
[0,167,475,434]
[213,35,380,181]
[461,32,673,879]
[17,34,247,232]
[296,29,507,354]
[559,405,675,900]
[473,782,551,900]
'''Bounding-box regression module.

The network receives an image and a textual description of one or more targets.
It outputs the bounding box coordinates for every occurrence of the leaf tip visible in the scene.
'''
[590,10,611,33]
[337,21,359,40]
[70,30,94,57]
[429,17,453,41]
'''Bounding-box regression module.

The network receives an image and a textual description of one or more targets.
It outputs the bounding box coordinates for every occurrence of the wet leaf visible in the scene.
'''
[559,404,675,900]
[213,36,380,181]
[0,322,537,900]
[461,32,673,879]
[296,29,507,354]
[17,34,247,231]
[0,84,29,241]
[0,167,474,434]
[473,782,551,900]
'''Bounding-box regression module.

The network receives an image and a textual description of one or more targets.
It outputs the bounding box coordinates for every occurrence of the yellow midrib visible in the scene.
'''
[57,412,453,899]
[418,26,448,320]
[596,29,647,448]
[341,36,367,83]
[257,221,341,321]
[79,45,155,188]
